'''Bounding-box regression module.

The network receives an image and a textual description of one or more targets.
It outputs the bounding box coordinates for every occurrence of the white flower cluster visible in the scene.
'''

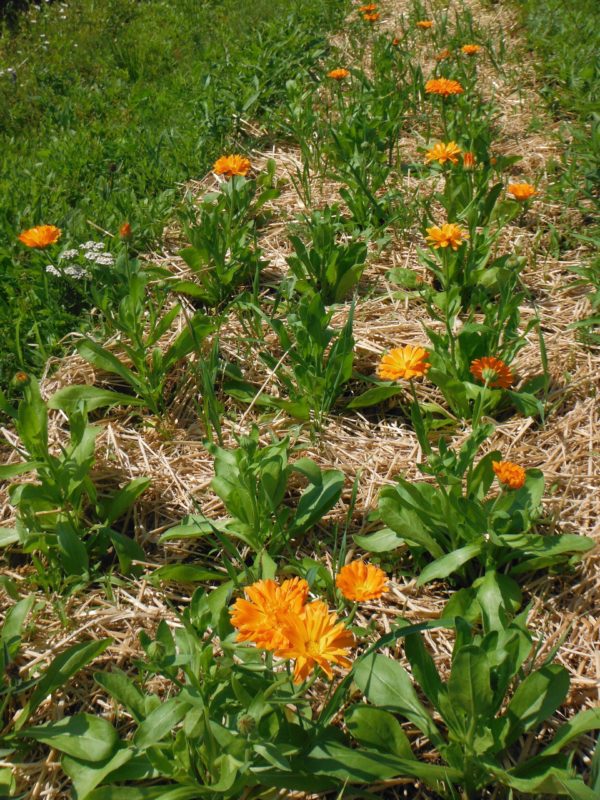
[45,238,114,280]
[79,240,115,266]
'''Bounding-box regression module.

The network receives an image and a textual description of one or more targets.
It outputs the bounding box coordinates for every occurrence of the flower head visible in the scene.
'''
[230,577,309,651]
[276,600,354,683]
[392,36,401,46]
[426,222,468,250]
[14,371,29,386]
[492,460,526,490]
[416,20,433,29]
[213,154,252,178]
[470,356,513,389]
[425,141,462,166]
[358,3,378,10]
[435,48,452,61]
[328,68,350,80]
[461,44,482,55]
[336,561,387,602]
[462,151,476,170]
[363,12,380,22]
[425,77,464,97]
[507,183,537,201]
[119,222,132,240]
[377,345,431,382]
[18,225,61,248]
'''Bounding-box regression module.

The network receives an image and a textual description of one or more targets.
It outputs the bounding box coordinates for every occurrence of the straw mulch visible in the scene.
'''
[1,1,598,798]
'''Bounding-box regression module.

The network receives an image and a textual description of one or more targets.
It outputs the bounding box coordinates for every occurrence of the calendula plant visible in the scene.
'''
[226,295,355,425]
[175,159,280,308]
[359,423,593,588]
[286,205,368,302]
[74,269,215,416]
[161,426,344,560]
[0,377,149,589]
[353,609,600,799]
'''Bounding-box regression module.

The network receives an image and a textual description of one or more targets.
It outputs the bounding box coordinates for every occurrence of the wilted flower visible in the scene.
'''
[377,345,431,381]
[230,577,309,651]
[336,561,387,601]
[416,20,433,28]
[435,48,452,61]
[492,460,526,490]
[470,356,514,389]
[425,77,464,96]
[18,225,61,248]
[461,44,482,55]
[275,600,354,684]
[425,141,462,166]
[213,154,252,178]
[328,68,350,80]
[507,183,537,201]
[426,223,468,250]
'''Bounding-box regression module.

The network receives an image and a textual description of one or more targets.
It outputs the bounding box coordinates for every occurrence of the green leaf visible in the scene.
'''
[62,747,133,800]
[347,385,404,409]
[48,386,145,414]
[476,571,522,632]
[0,462,36,480]
[0,528,20,547]
[417,542,482,585]
[87,788,201,800]
[542,707,600,756]
[1,596,35,659]
[291,468,344,535]
[345,705,413,758]
[76,340,141,392]
[56,522,89,576]
[19,714,118,761]
[133,698,192,749]
[447,645,493,723]
[353,527,406,553]
[101,478,150,525]
[94,669,147,723]
[354,652,445,748]
[148,565,225,584]
[15,639,112,730]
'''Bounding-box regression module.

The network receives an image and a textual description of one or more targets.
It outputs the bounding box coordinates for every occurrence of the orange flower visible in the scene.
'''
[461,44,482,55]
[119,222,132,240]
[213,154,252,178]
[507,183,537,201]
[276,600,354,683]
[328,68,350,80]
[425,77,464,97]
[358,3,378,10]
[377,345,431,382]
[435,48,452,61]
[416,20,433,29]
[392,36,401,46]
[470,356,514,389]
[336,561,387,602]
[18,225,62,248]
[425,141,462,166]
[14,371,29,385]
[462,151,476,170]
[230,577,309,651]
[363,12,380,21]
[492,460,526,490]
[426,222,468,250]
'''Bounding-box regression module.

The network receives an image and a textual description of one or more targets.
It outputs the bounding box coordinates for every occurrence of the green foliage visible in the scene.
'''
[176,165,279,308]
[162,426,344,558]
[0,377,149,588]
[354,610,600,799]
[360,426,593,586]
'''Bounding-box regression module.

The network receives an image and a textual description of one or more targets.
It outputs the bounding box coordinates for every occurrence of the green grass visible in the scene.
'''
[0,0,346,388]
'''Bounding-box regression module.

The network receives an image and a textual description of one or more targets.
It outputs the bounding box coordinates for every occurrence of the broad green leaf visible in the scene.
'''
[447,645,493,725]
[2,596,35,656]
[542,707,600,756]
[403,629,445,710]
[353,526,406,553]
[19,714,118,760]
[148,565,225,584]
[87,788,201,800]
[76,340,141,392]
[354,652,445,748]
[101,477,150,525]
[345,705,413,758]
[16,639,112,730]
[417,542,482,585]
[347,385,404,409]
[94,669,147,723]
[476,570,522,632]
[0,528,20,547]
[291,468,344,535]
[63,747,133,800]
[0,462,35,480]
[48,386,145,414]
[133,698,193,749]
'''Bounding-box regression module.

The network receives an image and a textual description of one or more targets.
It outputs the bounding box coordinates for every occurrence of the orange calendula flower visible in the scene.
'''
[461,44,482,55]
[425,141,462,166]
[507,182,537,201]
[328,68,350,80]
[230,577,309,651]
[425,77,465,97]
[492,460,526,490]
[14,371,29,385]
[363,12,380,21]
[358,3,378,11]
[462,151,476,169]
[18,225,62,248]
[426,222,468,250]
[435,48,452,61]
[470,356,514,389]
[416,20,434,29]
[336,561,387,602]
[213,154,252,178]
[119,222,132,240]
[276,600,354,684]
[392,36,401,46]
[377,345,431,382]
